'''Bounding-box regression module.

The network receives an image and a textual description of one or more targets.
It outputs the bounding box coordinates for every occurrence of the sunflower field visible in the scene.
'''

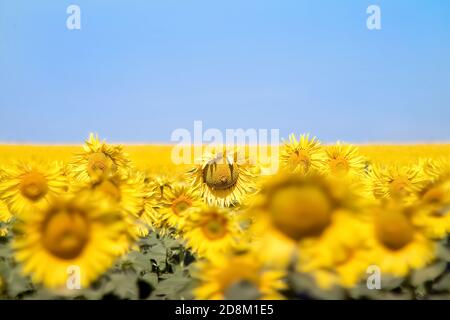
[1,133,450,300]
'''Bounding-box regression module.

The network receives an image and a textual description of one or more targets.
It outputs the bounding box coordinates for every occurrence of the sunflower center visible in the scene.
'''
[171,196,192,216]
[87,152,112,179]
[375,210,415,251]
[289,150,310,171]
[389,177,410,197]
[269,185,332,241]
[422,185,444,204]
[201,215,228,240]
[42,209,90,260]
[329,157,349,175]
[19,171,48,201]
[203,161,239,190]
[97,180,121,201]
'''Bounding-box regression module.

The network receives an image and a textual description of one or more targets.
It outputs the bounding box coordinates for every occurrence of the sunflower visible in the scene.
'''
[147,174,174,200]
[297,214,370,289]
[159,182,202,230]
[0,200,13,223]
[187,147,257,207]
[133,190,160,237]
[364,201,436,277]
[411,161,450,239]
[369,163,427,204]
[422,158,450,182]
[248,172,364,270]
[69,133,131,183]
[193,252,286,300]
[183,205,243,258]
[71,171,146,219]
[0,227,8,237]
[0,161,66,217]
[13,191,129,289]
[280,133,325,174]
[320,142,366,177]
[70,171,147,253]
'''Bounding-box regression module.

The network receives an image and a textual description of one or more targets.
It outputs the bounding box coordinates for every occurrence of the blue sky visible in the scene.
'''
[0,0,449,143]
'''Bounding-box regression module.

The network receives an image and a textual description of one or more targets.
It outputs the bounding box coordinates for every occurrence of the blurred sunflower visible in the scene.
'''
[369,163,427,204]
[0,161,66,217]
[13,192,128,289]
[183,205,243,258]
[297,214,370,289]
[412,161,450,239]
[280,133,325,174]
[364,201,435,277]
[69,133,131,183]
[422,158,450,182]
[0,227,8,237]
[71,171,147,253]
[187,148,256,207]
[0,200,13,223]
[248,172,363,269]
[160,182,202,230]
[193,252,286,300]
[320,142,366,177]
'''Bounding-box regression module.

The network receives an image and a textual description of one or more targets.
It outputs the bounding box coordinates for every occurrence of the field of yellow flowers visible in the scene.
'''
[1,134,450,300]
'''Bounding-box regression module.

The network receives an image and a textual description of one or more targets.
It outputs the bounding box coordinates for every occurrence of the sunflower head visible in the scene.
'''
[183,205,242,258]
[193,252,286,300]
[69,133,131,183]
[250,173,357,242]
[0,161,67,216]
[160,182,202,230]
[13,191,129,289]
[321,142,366,177]
[280,134,325,174]
[369,163,427,203]
[188,148,257,207]
[365,200,435,277]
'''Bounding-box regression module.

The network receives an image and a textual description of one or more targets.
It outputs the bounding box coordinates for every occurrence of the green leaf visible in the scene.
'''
[140,272,158,288]
[432,273,450,291]
[410,262,447,286]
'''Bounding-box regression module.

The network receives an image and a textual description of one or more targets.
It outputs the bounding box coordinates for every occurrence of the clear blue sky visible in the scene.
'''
[1,0,449,143]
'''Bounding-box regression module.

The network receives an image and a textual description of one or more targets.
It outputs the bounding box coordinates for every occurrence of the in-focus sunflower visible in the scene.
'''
[193,252,286,300]
[364,201,435,277]
[160,182,202,230]
[69,133,131,183]
[320,142,366,177]
[0,161,66,217]
[13,192,129,289]
[148,174,174,200]
[187,148,257,207]
[183,205,243,258]
[280,133,325,174]
[130,190,158,237]
[369,163,427,204]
